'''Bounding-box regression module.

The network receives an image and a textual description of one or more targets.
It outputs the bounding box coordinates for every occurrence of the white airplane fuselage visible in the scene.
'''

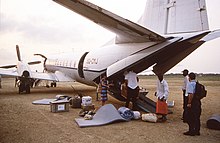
[45,41,157,86]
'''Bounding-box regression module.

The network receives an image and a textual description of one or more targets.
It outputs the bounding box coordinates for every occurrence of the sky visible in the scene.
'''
[0,0,220,74]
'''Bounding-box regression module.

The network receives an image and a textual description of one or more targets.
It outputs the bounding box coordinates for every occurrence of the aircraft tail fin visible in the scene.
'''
[138,0,209,35]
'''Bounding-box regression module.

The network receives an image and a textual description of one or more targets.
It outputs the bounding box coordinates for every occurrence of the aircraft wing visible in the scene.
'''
[31,71,74,82]
[0,68,19,77]
[53,0,166,43]
[0,68,74,82]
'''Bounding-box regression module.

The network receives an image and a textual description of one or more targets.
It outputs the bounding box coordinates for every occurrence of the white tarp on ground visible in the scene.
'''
[32,99,55,105]
[32,95,71,105]
[75,104,128,128]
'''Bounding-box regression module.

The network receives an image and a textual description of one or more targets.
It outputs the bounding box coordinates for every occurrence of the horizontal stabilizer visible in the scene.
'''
[201,29,220,41]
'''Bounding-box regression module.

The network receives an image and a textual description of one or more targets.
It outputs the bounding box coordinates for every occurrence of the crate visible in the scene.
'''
[71,96,82,108]
[81,104,95,111]
[50,100,69,113]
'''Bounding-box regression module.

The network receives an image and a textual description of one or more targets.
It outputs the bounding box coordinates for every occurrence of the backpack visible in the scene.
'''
[194,81,207,100]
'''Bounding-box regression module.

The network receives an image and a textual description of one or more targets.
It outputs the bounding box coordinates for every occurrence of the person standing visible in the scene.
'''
[100,74,113,106]
[184,72,201,136]
[124,70,139,110]
[182,69,189,121]
[155,74,169,122]
[96,76,102,101]
[0,75,2,88]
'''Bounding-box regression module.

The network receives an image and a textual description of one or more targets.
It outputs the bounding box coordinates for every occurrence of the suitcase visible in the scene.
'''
[71,95,82,108]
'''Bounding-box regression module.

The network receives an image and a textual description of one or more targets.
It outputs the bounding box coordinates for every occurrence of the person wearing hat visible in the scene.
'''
[182,69,189,121]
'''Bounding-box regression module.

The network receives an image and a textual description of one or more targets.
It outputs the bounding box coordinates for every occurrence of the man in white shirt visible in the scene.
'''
[124,70,139,110]
[155,74,169,121]
[182,69,189,121]
[184,72,201,136]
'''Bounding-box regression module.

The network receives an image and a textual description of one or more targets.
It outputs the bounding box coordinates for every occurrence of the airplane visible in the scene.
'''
[0,0,220,104]
[0,45,43,93]
[0,45,59,93]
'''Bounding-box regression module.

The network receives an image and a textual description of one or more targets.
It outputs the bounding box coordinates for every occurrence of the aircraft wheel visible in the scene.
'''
[51,82,57,87]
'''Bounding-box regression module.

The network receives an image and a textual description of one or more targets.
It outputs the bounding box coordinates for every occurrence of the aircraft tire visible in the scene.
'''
[51,82,57,87]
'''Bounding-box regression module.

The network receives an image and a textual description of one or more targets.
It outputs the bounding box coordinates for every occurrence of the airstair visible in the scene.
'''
[108,88,156,113]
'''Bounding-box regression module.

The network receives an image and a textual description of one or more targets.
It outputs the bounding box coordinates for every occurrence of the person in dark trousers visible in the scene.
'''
[0,75,2,88]
[182,69,189,121]
[124,70,139,110]
[184,72,201,136]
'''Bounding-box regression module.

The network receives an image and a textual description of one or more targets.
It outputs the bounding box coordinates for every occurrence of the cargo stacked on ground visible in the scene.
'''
[79,96,95,117]
[50,95,70,113]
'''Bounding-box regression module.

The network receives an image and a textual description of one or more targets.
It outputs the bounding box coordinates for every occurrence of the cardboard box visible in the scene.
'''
[50,100,69,113]
[82,96,92,106]
[81,104,95,111]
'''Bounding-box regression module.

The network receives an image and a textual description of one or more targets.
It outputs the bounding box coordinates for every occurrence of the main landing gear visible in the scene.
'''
[18,77,31,94]
[18,71,31,94]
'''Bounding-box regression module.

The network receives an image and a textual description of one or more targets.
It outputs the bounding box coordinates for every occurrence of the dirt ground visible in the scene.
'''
[0,75,219,143]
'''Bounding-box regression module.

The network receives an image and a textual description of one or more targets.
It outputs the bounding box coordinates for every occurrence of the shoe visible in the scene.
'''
[183,131,195,136]
[158,117,163,120]
[195,132,200,136]
[157,117,167,122]
[162,116,167,121]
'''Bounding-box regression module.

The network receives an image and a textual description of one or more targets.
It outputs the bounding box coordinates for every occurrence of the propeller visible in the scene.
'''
[0,45,41,69]
[16,45,21,61]
[0,65,17,68]
[34,54,47,71]
[28,61,41,65]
